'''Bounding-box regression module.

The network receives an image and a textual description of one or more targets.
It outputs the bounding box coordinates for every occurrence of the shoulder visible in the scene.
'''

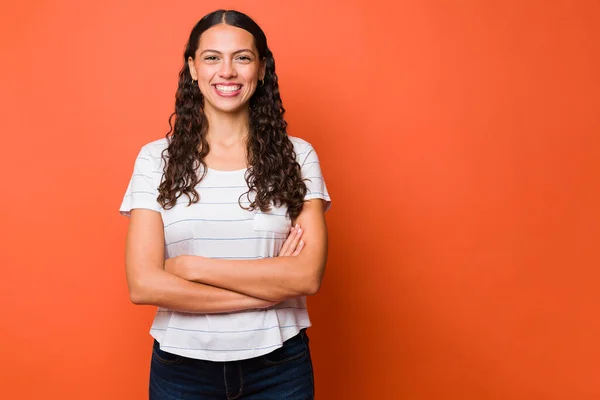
[288,135,311,149]
[139,137,169,158]
[132,137,169,173]
[288,135,315,159]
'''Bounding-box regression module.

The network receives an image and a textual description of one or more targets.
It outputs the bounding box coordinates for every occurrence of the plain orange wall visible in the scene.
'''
[1,0,599,399]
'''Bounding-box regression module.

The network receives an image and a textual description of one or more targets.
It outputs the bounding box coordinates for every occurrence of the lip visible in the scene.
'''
[213,82,242,86]
[213,83,243,97]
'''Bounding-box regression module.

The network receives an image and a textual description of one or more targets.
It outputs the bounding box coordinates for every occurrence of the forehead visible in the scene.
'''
[197,24,257,53]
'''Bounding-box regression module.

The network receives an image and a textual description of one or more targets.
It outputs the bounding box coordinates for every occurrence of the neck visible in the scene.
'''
[203,104,250,146]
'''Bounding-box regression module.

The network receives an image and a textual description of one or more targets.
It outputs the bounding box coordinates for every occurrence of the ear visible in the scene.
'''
[260,57,267,81]
[187,56,197,80]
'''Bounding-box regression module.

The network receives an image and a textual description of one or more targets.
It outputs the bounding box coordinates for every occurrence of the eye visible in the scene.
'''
[204,56,219,61]
[237,55,252,62]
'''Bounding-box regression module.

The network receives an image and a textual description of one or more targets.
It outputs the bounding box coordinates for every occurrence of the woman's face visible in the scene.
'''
[188,24,266,114]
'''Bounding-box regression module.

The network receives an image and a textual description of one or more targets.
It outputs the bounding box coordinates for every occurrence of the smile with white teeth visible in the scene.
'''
[215,85,241,92]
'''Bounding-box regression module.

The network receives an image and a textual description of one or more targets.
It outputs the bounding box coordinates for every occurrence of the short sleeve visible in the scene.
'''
[119,145,161,217]
[299,143,332,212]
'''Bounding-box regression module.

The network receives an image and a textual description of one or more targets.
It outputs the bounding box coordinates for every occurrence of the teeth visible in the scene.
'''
[216,85,241,92]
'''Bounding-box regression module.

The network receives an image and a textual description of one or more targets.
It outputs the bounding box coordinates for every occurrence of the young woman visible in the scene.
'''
[119,9,331,400]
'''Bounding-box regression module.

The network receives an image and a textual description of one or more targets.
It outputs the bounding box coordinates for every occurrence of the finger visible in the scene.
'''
[278,225,298,256]
[282,225,303,257]
[287,226,303,255]
[292,239,305,256]
[279,228,296,256]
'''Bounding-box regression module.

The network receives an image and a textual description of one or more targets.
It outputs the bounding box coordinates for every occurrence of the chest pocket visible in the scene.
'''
[253,203,291,234]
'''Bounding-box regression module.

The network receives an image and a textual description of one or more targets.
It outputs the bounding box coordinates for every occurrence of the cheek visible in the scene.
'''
[196,65,215,80]
[196,68,215,92]
[239,64,260,80]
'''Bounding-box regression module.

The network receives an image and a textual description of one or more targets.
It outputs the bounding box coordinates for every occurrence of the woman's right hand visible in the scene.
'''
[278,224,304,257]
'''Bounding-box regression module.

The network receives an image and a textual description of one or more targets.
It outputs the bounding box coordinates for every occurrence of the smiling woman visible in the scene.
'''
[119,8,331,400]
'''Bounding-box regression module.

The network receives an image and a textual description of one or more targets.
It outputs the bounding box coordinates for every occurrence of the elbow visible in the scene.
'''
[278,276,320,301]
[129,285,146,305]
[126,263,165,305]
[129,289,146,305]
[298,261,325,296]
[128,277,153,305]
[304,281,321,296]
[302,273,323,296]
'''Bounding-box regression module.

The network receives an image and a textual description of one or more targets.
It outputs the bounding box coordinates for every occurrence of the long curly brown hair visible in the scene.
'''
[156,9,307,220]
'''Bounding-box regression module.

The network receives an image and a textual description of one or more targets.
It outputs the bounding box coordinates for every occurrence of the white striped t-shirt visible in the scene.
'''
[119,135,331,361]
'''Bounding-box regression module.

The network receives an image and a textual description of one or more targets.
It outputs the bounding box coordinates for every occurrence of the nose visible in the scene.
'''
[218,59,237,79]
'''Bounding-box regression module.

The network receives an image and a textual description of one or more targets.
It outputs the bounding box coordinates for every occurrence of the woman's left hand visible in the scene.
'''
[278,224,304,257]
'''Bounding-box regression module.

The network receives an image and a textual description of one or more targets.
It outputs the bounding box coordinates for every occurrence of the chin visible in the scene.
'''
[206,101,248,114]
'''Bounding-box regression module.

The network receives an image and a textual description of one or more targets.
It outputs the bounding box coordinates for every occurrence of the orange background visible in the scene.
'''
[1,0,599,399]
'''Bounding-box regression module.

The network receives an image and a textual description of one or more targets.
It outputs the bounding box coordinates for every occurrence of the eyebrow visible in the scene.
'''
[200,49,255,56]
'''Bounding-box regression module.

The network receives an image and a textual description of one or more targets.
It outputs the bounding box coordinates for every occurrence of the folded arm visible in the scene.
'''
[168,199,329,302]
[124,209,277,313]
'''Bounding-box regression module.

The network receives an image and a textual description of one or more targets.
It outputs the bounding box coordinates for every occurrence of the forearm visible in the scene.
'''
[129,267,276,313]
[169,200,329,302]
[183,255,321,302]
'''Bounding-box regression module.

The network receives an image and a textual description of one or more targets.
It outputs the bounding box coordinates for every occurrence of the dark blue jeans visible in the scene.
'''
[149,329,314,399]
